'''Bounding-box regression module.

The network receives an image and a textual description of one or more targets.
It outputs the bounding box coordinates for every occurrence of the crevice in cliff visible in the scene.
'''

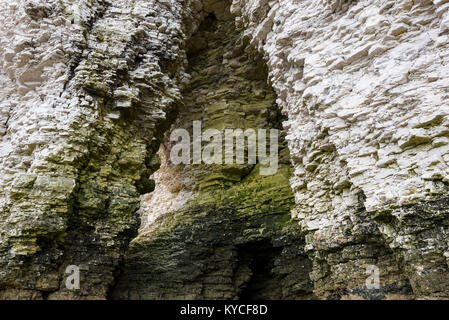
[237,240,283,300]
[110,1,314,300]
[60,0,112,93]
[2,113,10,137]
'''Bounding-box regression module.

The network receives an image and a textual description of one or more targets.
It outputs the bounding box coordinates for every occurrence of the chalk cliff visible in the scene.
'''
[0,0,448,300]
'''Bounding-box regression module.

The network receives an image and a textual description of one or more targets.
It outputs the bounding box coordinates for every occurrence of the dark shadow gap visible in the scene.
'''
[237,240,283,300]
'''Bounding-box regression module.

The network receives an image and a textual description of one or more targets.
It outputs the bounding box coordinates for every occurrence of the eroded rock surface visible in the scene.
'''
[111,8,314,299]
[232,0,449,299]
[1,0,449,300]
[0,0,196,299]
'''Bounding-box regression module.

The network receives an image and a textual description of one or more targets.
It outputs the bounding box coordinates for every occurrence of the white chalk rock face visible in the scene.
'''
[233,0,449,298]
[0,0,204,299]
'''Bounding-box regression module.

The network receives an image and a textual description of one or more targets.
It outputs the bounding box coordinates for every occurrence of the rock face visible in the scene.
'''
[111,9,314,299]
[0,0,191,299]
[0,0,449,300]
[232,0,449,299]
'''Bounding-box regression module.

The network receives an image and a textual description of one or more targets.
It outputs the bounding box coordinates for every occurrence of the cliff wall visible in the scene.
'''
[0,0,448,299]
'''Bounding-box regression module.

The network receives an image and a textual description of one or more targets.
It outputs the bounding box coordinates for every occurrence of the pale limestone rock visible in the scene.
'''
[0,0,206,298]
[1,0,449,300]
[233,0,449,298]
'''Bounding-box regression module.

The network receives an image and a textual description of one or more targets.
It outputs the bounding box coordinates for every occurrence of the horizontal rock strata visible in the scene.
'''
[0,0,448,300]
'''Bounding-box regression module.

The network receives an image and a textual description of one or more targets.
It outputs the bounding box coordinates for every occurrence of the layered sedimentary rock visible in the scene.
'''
[1,0,449,300]
[232,0,449,299]
[111,9,314,299]
[0,0,194,299]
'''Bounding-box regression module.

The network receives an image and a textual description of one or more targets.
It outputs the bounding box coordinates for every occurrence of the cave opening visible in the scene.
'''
[237,240,283,300]
[201,12,217,30]
[109,0,315,300]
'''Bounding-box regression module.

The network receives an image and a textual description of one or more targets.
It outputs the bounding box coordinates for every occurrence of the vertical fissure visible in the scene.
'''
[110,1,314,300]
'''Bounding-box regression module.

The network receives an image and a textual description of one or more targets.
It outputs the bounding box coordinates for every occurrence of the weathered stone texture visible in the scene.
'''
[1,0,449,300]
[112,7,314,299]
[0,0,197,298]
[232,0,449,298]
